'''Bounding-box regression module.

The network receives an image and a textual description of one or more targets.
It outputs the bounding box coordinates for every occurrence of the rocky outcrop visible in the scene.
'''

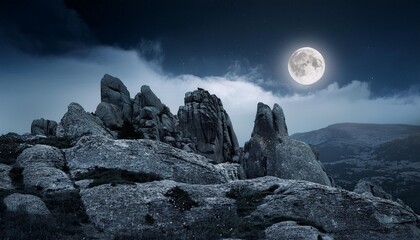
[100,74,133,122]
[56,102,112,139]
[65,135,243,185]
[177,88,240,163]
[134,85,164,112]
[132,85,177,141]
[16,145,74,194]
[354,179,393,200]
[3,193,50,215]
[242,103,331,186]
[5,73,419,239]
[80,176,420,239]
[0,164,13,190]
[31,118,57,136]
[21,166,75,194]
[16,144,66,169]
[265,221,332,240]
[95,102,124,130]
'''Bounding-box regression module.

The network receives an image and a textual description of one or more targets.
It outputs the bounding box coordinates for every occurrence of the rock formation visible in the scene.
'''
[16,145,74,195]
[95,102,124,130]
[31,118,57,136]
[3,193,51,215]
[99,74,133,122]
[16,144,66,169]
[132,85,177,142]
[65,135,243,185]
[56,102,112,139]
[3,74,418,239]
[265,221,331,240]
[0,164,13,190]
[177,88,240,163]
[80,177,420,239]
[242,102,331,186]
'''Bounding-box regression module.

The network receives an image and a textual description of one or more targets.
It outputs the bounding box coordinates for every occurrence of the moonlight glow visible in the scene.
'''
[288,47,325,85]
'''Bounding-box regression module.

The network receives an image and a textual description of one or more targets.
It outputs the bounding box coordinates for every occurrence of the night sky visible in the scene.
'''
[1,0,420,143]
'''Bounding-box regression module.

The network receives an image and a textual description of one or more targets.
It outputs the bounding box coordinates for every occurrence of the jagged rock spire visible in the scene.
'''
[177,88,240,163]
[252,102,288,138]
[242,102,331,186]
[133,85,177,141]
[100,74,133,122]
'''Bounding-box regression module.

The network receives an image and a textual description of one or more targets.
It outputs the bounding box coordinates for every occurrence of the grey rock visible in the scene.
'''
[132,86,178,141]
[160,113,176,133]
[3,193,50,215]
[164,136,176,143]
[177,88,240,163]
[56,102,112,139]
[134,85,164,112]
[273,137,331,185]
[22,165,75,194]
[354,180,393,200]
[253,177,420,239]
[80,180,236,238]
[31,118,57,136]
[101,74,133,121]
[65,135,240,184]
[16,144,66,169]
[272,104,288,137]
[132,106,161,140]
[242,102,331,186]
[16,144,74,194]
[251,103,287,139]
[0,164,13,190]
[214,162,246,181]
[95,102,124,130]
[80,176,420,239]
[265,221,332,240]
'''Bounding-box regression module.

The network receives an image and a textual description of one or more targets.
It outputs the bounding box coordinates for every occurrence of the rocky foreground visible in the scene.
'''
[1,74,419,239]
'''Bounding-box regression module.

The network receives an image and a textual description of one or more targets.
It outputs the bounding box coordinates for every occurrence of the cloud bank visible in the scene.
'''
[1,46,419,145]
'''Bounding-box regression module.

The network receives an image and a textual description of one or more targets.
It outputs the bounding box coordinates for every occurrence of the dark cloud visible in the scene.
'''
[0,0,95,55]
[1,0,420,96]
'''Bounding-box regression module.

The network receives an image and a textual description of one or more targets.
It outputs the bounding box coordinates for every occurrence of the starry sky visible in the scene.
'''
[1,0,420,144]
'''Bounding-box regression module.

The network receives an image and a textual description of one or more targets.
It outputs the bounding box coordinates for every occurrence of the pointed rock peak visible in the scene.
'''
[272,103,288,137]
[101,74,129,96]
[252,102,274,138]
[178,88,240,163]
[251,102,288,138]
[100,74,133,122]
[184,88,223,106]
[31,118,57,136]
[243,102,330,185]
[68,102,85,112]
[57,102,113,139]
[138,85,163,110]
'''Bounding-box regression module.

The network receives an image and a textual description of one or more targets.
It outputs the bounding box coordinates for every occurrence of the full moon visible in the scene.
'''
[288,47,325,85]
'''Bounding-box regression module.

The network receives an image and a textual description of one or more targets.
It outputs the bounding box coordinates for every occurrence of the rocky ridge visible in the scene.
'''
[291,123,420,214]
[0,74,418,239]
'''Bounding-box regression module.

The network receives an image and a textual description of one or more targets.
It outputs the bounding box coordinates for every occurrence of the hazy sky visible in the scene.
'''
[1,0,420,145]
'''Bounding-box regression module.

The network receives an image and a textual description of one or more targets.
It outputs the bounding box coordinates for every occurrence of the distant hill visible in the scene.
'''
[291,123,420,213]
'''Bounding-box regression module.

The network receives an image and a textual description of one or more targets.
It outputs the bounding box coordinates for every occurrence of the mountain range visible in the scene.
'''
[291,123,420,213]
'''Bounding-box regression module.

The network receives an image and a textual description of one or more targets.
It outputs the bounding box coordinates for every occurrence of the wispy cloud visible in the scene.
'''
[1,46,419,145]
